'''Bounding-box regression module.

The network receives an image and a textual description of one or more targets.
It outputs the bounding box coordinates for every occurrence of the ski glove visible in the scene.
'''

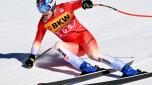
[24,54,36,68]
[82,0,93,10]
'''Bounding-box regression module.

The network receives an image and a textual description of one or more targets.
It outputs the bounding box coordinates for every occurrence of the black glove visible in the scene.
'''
[82,0,93,10]
[24,54,36,68]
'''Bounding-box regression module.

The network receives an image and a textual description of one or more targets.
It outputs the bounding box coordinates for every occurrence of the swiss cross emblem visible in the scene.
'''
[59,8,64,13]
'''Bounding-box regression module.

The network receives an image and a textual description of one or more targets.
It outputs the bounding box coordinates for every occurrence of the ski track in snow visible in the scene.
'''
[0,0,152,85]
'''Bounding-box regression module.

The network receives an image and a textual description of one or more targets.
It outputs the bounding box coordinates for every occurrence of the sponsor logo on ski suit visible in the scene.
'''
[44,12,74,33]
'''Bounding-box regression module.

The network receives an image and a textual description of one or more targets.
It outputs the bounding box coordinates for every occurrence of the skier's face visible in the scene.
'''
[42,9,54,18]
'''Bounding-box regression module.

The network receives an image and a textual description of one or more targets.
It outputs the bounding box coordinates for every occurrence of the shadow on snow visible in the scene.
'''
[35,52,80,76]
[0,52,121,78]
[0,53,30,64]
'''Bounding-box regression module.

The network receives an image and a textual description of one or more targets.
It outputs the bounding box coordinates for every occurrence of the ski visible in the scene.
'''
[90,71,152,85]
[37,61,133,85]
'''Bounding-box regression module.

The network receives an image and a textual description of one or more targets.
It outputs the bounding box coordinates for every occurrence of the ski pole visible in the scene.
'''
[36,47,53,60]
[94,3,152,18]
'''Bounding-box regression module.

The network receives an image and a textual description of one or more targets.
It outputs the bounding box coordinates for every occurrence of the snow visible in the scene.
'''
[0,0,152,85]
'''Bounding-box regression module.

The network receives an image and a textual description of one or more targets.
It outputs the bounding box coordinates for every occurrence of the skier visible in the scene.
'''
[24,0,144,77]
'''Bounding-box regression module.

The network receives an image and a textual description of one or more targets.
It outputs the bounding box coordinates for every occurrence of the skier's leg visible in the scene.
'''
[80,31,141,76]
[54,41,100,74]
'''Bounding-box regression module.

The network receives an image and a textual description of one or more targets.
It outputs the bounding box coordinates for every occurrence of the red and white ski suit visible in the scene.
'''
[32,0,99,57]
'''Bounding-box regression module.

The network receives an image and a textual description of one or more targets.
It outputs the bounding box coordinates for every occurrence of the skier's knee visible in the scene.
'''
[88,54,100,61]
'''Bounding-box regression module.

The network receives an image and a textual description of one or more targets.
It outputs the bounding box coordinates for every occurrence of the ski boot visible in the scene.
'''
[121,64,147,77]
[24,54,36,68]
[80,61,108,75]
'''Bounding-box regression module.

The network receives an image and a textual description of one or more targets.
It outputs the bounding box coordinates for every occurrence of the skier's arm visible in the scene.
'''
[24,19,46,68]
[31,20,47,56]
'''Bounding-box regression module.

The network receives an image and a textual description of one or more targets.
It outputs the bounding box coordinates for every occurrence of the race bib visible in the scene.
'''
[44,12,73,32]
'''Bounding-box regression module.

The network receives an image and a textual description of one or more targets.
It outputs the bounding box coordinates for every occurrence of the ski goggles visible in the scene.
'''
[37,0,56,13]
